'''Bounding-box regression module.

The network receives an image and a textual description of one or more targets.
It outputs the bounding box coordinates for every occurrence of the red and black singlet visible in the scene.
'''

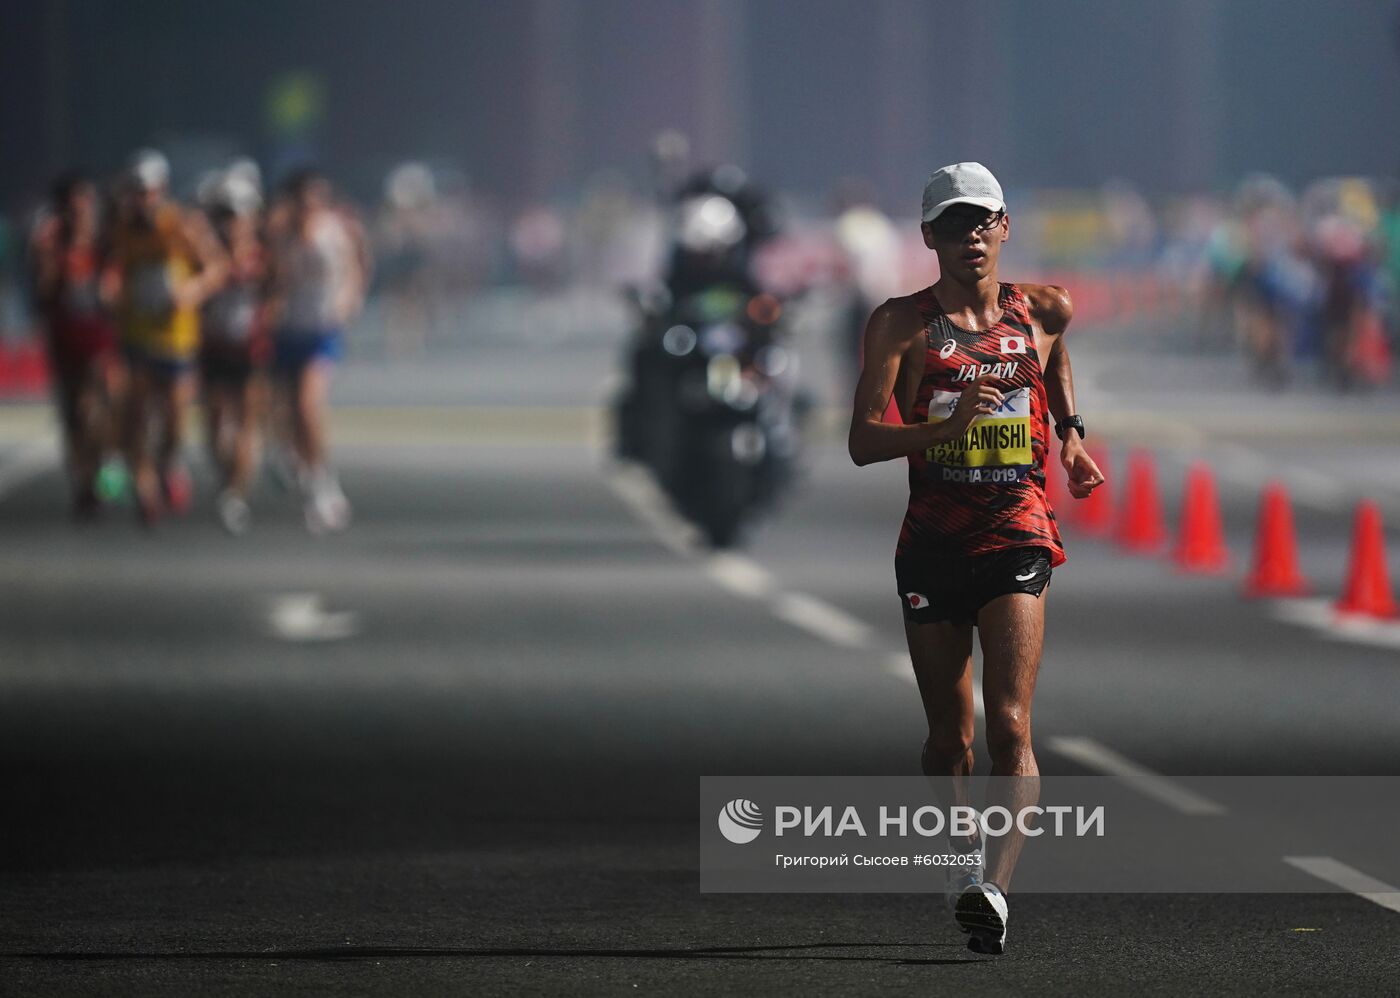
[896,282,1065,566]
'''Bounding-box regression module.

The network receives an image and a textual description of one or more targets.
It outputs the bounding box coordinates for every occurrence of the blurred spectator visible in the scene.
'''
[377,161,438,358]
[830,177,901,391]
[509,204,568,289]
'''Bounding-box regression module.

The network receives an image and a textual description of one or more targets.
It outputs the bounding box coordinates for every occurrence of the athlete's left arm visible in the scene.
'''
[1025,284,1104,500]
[175,210,230,309]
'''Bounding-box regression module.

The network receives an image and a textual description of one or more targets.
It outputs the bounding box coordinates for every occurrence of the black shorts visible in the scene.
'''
[200,345,261,387]
[896,546,1053,628]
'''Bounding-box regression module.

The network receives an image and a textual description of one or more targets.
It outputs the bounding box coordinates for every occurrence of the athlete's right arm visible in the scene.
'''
[847,299,1003,467]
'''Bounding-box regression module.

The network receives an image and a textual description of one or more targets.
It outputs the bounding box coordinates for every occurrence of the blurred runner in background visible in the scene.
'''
[266,168,370,534]
[199,166,270,535]
[1230,175,1312,386]
[377,162,436,359]
[28,173,124,519]
[109,150,228,526]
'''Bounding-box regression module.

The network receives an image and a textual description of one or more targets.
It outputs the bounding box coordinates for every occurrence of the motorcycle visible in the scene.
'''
[614,170,806,548]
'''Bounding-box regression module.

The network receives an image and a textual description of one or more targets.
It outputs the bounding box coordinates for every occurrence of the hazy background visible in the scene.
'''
[5,4,1400,994]
[3,0,1399,209]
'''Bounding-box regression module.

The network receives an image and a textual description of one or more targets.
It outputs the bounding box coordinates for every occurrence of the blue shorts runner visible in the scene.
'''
[274,328,343,376]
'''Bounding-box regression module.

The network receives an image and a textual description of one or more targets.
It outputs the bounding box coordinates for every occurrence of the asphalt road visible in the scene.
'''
[3,336,1400,996]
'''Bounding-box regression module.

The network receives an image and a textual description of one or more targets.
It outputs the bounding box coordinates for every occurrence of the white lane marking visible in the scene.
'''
[706,552,776,600]
[1046,736,1227,816]
[603,463,702,558]
[1283,857,1400,915]
[1271,598,1400,652]
[885,652,986,719]
[1216,443,1270,478]
[605,462,874,650]
[267,593,360,642]
[1186,445,1351,513]
[771,591,874,649]
[0,437,58,501]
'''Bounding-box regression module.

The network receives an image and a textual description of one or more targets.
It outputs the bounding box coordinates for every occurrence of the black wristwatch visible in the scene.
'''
[1055,415,1085,440]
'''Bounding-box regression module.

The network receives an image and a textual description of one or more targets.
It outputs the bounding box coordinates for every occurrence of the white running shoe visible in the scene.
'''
[944,836,985,917]
[216,490,252,536]
[955,882,1009,955]
[304,471,352,535]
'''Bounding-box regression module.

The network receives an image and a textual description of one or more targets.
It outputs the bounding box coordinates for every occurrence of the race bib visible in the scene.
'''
[925,387,1033,483]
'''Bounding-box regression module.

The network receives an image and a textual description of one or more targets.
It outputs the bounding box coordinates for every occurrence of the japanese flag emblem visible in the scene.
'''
[906,592,929,610]
[1000,335,1027,355]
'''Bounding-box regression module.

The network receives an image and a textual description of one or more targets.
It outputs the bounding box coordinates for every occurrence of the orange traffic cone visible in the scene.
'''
[1174,462,1230,573]
[1347,313,1392,388]
[1335,500,1397,619]
[1073,445,1113,535]
[1115,449,1168,553]
[1243,482,1308,597]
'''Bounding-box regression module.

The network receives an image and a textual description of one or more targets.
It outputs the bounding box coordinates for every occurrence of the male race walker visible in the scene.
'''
[848,162,1105,955]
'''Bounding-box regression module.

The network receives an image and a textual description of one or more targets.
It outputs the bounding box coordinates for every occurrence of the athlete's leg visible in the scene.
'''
[293,356,350,532]
[205,379,231,483]
[155,370,195,513]
[976,590,1047,892]
[69,360,109,511]
[905,618,976,776]
[95,353,127,462]
[155,371,194,473]
[266,368,300,487]
[50,360,84,502]
[123,363,159,520]
[292,359,330,471]
[228,375,264,497]
[906,613,991,933]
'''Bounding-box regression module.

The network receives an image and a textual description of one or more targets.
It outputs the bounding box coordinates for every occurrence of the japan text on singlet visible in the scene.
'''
[896,283,1066,566]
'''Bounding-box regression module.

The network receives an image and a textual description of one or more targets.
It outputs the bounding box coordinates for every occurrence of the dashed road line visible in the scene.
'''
[770,591,874,649]
[604,463,703,558]
[1270,598,1400,652]
[1046,736,1227,816]
[705,552,777,599]
[266,593,360,642]
[1283,857,1400,915]
[605,461,879,651]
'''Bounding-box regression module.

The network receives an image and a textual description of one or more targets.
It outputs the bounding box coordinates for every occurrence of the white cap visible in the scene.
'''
[921,162,1004,223]
[128,148,170,191]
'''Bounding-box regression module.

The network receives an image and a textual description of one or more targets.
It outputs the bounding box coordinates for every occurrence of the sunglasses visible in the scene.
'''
[928,208,1005,239]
